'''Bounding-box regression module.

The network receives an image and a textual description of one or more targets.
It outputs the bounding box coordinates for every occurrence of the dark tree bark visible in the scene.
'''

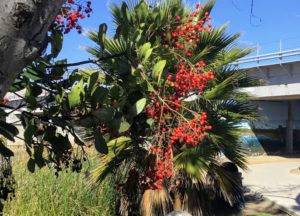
[0,0,65,99]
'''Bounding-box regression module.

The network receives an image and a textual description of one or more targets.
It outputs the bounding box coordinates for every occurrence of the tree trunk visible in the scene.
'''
[0,0,65,99]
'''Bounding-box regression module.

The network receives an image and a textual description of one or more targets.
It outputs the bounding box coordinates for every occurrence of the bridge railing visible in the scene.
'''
[231,48,300,68]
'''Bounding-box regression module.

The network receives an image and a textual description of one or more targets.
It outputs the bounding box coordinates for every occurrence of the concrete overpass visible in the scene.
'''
[233,48,300,154]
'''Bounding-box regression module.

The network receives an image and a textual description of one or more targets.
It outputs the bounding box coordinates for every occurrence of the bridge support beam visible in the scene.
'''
[286,100,295,154]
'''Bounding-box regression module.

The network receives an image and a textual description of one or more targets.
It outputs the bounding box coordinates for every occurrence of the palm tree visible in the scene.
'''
[85,0,258,215]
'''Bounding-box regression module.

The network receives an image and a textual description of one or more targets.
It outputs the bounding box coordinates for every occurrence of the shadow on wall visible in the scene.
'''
[239,126,300,156]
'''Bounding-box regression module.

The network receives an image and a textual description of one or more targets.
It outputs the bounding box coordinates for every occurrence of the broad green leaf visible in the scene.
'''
[27,158,36,173]
[130,98,146,117]
[26,84,42,98]
[47,105,60,116]
[107,136,131,147]
[111,118,131,133]
[121,2,131,23]
[146,118,155,126]
[94,129,108,154]
[109,85,121,99]
[91,87,109,106]
[33,145,45,168]
[23,67,42,81]
[143,49,153,63]
[51,30,63,58]
[75,116,94,128]
[68,79,85,108]
[118,121,131,133]
[152,60,166,83]
[9,78,26,92]
[50,59,68,79]
[98,23,107,50]
[92,107,115,122]
[139,43,153,63]
[24,119,36,145]
[136,0,148,22]
[0,140,14,157]
[87,71,100,94]
[0,127,15,142]
[0,120,18,136]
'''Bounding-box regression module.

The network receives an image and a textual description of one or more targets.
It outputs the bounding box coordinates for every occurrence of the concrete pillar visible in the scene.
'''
[286,100,295,154]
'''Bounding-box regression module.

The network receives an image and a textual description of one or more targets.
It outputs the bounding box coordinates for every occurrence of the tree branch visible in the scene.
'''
[46,52,126,68]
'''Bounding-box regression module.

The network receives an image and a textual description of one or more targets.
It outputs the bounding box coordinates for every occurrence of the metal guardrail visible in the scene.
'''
[231,48,300,66]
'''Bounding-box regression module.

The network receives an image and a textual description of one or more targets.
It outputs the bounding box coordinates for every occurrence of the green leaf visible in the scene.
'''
[27,158,36,173]
[130,98,146,117]
[152,60,166,83]
[111,118,131,133]
[48,105,60,116]
[107,136,131,147]
[0,120,18,136]
[24,119,36,145]
[98,23,107,50]
[51,30,63,58]
[23,67,42,81]
[91,87,108,107]
[50,59,67,79]
[9,78,26,92]
[0,140,14,157]
[92,107,115,122]
[68,79,85,108]
[136,0,148,22]
[139,42,153,63]
[146,118,155,126]
[87,72,100,94]
[0,127,15,142]
[121,2,131,23]
[28,85,42,97]
[33,145,45,168]
[75,116,94,128]
[94,129,108,154]
[109,85,121,100]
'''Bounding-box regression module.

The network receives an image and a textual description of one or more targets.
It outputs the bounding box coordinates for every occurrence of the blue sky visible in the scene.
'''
[59,0,300,63]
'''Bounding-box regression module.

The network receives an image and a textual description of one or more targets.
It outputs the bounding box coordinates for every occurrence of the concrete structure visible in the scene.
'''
[235,49,300,154]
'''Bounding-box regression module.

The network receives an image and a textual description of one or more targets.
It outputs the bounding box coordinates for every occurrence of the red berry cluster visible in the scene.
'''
[55,0,92,34]
[146,92,181,121]
[161,4,211,57]
[170,112,212,147]
[142,4,214,190]
[168,60,214,97]
[140,142,173,190]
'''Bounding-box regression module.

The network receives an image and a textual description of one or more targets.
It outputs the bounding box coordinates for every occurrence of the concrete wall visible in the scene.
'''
[247,61,300,86]
[240,100,300,155]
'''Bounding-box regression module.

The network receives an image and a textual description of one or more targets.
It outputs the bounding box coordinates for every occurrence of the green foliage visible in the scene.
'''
[50,30,64,58]
[0,120,18,144]
[0,0,259,215]
[3,149,117,216]
[94,129,108,154]
[152,60,167,83]
[68,79,85,108]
